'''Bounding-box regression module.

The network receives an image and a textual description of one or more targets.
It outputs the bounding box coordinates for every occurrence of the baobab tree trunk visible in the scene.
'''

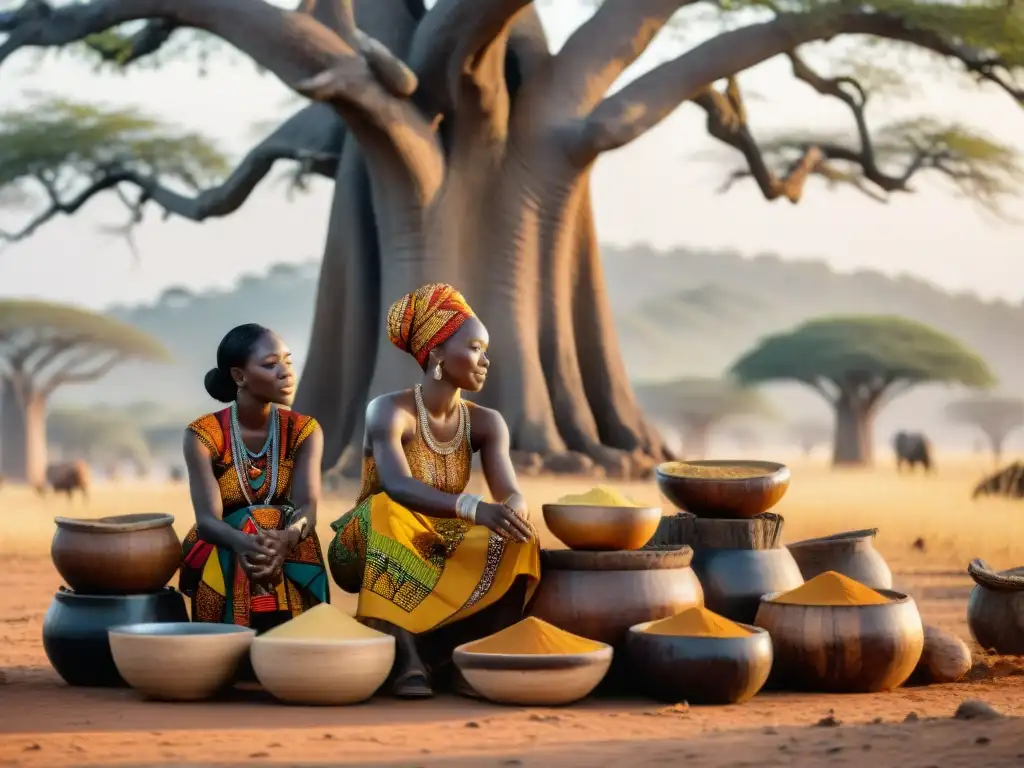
[832,395,874,467]
[0,378,26,480]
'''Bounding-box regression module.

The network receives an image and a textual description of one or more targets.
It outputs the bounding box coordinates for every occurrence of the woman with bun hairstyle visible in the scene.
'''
[178,323,330,630]
[327,283,540,698]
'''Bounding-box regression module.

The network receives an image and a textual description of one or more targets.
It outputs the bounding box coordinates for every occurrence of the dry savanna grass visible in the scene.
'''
[1,454,1021,572]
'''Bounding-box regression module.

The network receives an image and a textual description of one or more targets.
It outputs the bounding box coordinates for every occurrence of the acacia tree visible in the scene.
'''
[0,0,1022,477]
[634,377,771,458]
[47,407,153,473]
[946,396,1024,464]
[0,300,170,485]
[730,316,995,467]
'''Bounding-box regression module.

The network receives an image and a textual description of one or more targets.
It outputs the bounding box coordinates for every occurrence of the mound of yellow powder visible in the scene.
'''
[261,603,386,640]
[660,462,773,480]
[770,571,890,607]
[463,617,605,655]
[555,485,639,507]
[642,606,752,638]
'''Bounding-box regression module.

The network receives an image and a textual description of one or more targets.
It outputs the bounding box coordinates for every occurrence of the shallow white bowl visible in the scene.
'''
[109,622,255,701]
[250,633,396,705]
[452,643,613,706]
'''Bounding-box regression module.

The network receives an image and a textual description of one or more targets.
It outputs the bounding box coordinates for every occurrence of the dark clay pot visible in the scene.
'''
[691,547,804,625]
[42,586,189,687]
[787,529,893,590]
[966,565,1024,655]
[51,513,182,595]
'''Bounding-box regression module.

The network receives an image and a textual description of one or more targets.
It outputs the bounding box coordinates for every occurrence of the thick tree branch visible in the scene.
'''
[407,0,533,117]
[40,349,124,394]
[577,9,1024,162]
[551,0,696,116]
[693,77,823,203]
[0,0,443,201]
[1,104,344,246]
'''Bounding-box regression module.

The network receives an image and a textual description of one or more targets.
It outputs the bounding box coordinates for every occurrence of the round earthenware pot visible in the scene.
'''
[691,547,804,625]
[966,561,1024,655]
[754,589,924,693]
[527,546,703,648]
[787,529,893,590]
[51,513,181,595]
[42,586,189,687]
[655,461,790,519]
[452,643,613,706]
[110,622,255,701]
[624,621,773,705]
[541,504,662,551]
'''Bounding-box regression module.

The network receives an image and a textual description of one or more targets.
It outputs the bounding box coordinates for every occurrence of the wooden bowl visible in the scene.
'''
[754,589,924,693]
[966,564,1024,655]
[655,461,790,519]
[452,643,613,706]
[624,621,773,704]
[52,513,181,595]
[541,504,662,551]
[109,622,255,701]
[250,634,396,705]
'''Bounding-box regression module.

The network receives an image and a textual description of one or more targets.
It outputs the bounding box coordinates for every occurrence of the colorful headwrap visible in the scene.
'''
[387,283,476,367]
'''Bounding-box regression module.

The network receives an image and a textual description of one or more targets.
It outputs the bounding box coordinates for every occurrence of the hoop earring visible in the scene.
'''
[433,362,443,381]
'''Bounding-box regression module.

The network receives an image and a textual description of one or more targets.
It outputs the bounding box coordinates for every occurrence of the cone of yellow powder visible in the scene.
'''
[250,603,396,706]
[453,617,613,706]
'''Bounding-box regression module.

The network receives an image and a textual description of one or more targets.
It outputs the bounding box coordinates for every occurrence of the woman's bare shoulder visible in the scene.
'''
[365,390,417,437]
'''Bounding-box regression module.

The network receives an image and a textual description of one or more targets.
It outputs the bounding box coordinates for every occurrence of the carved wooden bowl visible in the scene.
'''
[624,621,773,705]
[250,633,396,706]
[754,590,924,693]
[542,503,662,551]
[108,622,255,701]
[655,461,790,519]
[452,643,613,706]
[51,513,181,595]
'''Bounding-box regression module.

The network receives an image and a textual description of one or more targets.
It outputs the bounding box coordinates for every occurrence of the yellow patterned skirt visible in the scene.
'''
[328,493,541,634]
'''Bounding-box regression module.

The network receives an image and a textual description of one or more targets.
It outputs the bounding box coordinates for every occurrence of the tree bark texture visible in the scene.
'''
[0,378,26,479]
[832,394,874,467]
[6,0,1017,477]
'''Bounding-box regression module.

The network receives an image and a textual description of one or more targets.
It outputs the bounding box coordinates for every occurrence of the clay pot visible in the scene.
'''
[787,529,893,590]
[42,586,189,687]
[541,503,662,551]
[51,513,182,595]
[624,622,773,705]
[453,643,613,706]
[655,460,790,519]
[754,589,924,692]
[110,622,255,701]
[966,560,1024,655]
[527,546,703,647]
[691,547,804,625]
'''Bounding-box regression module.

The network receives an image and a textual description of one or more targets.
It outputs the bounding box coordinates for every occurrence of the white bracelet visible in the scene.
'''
[455,493,482,524]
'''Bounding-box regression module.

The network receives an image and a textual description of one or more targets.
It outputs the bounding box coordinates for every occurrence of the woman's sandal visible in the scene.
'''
[392,669,434,699]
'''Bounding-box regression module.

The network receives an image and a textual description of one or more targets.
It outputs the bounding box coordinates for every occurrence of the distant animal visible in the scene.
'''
[894,431,933,473]
[972,461,1024,500]
[36,461,91,502]
[169,466,184,483]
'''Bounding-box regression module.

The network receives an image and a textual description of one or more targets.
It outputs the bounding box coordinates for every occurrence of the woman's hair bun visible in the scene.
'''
[204,366,237,403]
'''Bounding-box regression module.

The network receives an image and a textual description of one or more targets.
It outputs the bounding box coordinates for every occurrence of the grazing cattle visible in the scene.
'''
[37,461,91,502]
[972,462,1024,500]
[894,431,933,473]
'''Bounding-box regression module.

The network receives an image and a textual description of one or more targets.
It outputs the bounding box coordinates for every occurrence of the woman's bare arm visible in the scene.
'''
[476,407,528,518]
[287,423,324,542]
[367,396,462,518]
[182,429,266,554]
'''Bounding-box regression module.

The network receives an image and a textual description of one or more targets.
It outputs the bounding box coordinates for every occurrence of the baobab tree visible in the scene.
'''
[730,316,995,467]
[0,300,170,485]
[634,377,772,459]
[946,395,1024,465]
[0,0,1022,478]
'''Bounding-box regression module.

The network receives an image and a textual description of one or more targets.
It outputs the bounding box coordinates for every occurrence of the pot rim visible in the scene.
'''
[655,460,790,484]
[759,588,914,608]
[54,513,175,534]
[627,620,770,639]
[251,634,396,649]
[540,545,693,571]
[788,528,879,549]
[55,586,181,600]
[108,621,255,637]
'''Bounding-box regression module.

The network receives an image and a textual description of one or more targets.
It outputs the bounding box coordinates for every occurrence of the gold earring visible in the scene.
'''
[433,362,443,380]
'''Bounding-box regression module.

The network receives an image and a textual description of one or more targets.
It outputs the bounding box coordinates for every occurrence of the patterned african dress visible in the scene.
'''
[179,408,330,627]
[327,411,541,635]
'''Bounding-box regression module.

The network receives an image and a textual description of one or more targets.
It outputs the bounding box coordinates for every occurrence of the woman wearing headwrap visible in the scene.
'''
[327,283,541,698]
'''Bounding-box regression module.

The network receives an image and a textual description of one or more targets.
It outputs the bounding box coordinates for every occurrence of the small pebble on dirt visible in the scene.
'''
[976,736,991,745]
[816,710,841,727]
[904,712,920,722]
[23,743,40,752]
[954,699,1003,721]
[826,746,843,754]
[466,721,481,728]
[248,752,269,758]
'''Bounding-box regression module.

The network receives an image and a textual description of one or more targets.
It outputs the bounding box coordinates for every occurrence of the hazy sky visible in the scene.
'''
[1,3,1023,310]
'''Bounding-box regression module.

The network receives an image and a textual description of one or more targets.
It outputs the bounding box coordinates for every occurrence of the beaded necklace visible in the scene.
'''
[414,384,469,456]
[229,401,280,505]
